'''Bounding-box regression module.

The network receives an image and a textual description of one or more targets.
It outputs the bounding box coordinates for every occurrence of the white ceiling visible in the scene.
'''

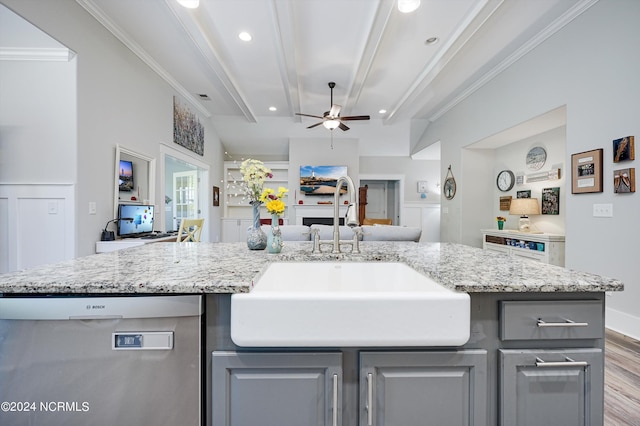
[10,0,591,158]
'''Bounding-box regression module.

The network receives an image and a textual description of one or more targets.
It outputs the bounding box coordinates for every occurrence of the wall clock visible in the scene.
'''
[526,146,547,170]
[496,170,515,192]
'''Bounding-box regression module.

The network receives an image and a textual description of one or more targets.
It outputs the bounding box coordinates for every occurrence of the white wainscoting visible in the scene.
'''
[0,184,75,273]
[403,203,441,242]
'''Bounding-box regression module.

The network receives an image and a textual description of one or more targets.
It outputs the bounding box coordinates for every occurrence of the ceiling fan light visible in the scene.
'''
[398,0,420,13]
[177,0,199,9]
[323,120,340,130]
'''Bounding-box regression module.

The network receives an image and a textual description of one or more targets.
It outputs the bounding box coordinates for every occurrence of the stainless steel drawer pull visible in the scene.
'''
[537,319,588,327]
[367,372,373,426]
[332,374,338,426]
[535,356,589,368]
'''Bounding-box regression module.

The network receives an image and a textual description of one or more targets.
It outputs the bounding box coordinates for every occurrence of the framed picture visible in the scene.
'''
[517,190,531,198]
[571,148,603,194]
[613,136,634,162]
[613,168,635,193]
[542,187,560,215]
[213,186,220,206]
[499,196,512,211]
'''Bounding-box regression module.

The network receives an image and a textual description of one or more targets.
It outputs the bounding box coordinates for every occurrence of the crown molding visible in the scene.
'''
[429,0,600,122]
[0,47,76,61]
[75,0,211,118]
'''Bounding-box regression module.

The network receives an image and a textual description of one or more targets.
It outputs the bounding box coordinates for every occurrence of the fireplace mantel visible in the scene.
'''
[294,204,347,225]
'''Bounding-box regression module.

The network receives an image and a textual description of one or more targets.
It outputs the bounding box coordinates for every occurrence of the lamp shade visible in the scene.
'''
[509,198,540,216]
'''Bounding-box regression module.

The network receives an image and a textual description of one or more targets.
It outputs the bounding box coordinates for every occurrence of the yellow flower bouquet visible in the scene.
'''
[261,187,289,216]
[496,216,507,222]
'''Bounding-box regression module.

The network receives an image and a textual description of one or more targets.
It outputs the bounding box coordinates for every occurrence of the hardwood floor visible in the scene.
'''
[605,329,640,425]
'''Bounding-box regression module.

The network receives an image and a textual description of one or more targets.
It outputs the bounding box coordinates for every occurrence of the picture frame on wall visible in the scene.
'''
[613,136,634,162]
[516,190,531,198]
[542,187,560,215]
[613,168,635,193]
[571,148,603,194]
[213,186,220,206]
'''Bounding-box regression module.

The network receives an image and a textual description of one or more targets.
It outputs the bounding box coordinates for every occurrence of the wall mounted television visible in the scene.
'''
[117,204,154,238]
[299,165,348,196]
[119,159,134,192]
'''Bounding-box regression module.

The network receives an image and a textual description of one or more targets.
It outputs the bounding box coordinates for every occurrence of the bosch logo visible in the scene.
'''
[85,305,106,310]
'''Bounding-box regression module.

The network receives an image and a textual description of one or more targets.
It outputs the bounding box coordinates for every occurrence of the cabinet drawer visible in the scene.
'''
[500,300,603,341]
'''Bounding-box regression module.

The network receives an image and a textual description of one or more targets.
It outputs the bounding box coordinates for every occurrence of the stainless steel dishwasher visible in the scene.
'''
[0,295,202,426]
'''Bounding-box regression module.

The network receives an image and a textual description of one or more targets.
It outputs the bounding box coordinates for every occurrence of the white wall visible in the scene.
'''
[288,137,360,206]
[359,156,441,204]
[2,0,225,258]
[419,0,640,339]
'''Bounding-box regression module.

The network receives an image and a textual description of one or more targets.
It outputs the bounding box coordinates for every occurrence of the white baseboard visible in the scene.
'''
[606,306,640,341]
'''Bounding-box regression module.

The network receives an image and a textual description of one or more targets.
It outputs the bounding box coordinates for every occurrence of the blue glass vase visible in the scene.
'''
[246,201,267,250]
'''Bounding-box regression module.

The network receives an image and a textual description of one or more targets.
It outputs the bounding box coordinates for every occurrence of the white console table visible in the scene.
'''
[95,235,177,253]
[481,229,565,266]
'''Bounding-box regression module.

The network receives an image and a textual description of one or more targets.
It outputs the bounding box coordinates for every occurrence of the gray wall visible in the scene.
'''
[1,0,225,258]
[417,0,640,338]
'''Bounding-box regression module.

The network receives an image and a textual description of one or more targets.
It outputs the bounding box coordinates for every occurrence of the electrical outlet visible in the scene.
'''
[593,203,613,217]
[89,202,97,215]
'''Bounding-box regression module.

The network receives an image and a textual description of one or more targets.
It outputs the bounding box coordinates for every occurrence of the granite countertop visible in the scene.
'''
[0,242,624,294]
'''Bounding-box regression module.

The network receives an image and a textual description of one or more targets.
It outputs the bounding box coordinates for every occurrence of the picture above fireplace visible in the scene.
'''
[299,165,348,196]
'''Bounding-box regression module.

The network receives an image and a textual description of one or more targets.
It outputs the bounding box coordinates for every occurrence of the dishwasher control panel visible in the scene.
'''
[112,332,174,350]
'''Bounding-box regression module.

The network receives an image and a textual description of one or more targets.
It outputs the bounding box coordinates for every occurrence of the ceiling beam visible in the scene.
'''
[165,0,257,123]
[270,0,302,122]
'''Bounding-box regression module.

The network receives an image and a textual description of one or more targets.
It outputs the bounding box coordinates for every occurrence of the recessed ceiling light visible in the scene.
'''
[425,37,439,45]
[238,32,252,42]
[398,0,420,13]
[177,0,199,9]
[378,109,387,114]
[269,106,277,112]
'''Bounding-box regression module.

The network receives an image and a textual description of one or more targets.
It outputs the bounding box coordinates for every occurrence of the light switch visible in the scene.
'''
[593,203,613,217]
[48,201,58,215]
[89,202,97,215]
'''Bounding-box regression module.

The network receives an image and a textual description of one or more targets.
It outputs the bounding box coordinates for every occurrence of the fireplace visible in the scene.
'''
[303,217,344,226]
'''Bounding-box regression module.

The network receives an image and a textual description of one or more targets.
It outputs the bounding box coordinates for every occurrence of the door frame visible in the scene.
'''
[359,174,405,225]
[159,144,209,239]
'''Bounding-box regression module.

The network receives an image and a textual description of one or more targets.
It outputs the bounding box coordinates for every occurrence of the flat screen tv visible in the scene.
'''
[119,160,134,192]
[299,165,348,196]
[117,204,154,238]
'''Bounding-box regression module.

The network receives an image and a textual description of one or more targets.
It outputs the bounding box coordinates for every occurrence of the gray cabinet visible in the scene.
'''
[498,300,604,426]
[212,351,342,426]
[499,349,603,426]
[360,350,488,426]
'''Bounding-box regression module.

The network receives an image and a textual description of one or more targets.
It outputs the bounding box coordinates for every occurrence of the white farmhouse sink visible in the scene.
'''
[231,262,470,347]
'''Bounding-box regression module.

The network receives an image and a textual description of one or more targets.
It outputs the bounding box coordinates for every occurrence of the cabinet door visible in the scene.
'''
[360,350,487,426]
[499,349,603,426]
[212,352,342,426]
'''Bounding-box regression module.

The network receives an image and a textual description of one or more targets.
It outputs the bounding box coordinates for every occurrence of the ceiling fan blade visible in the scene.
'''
[340,115,370,121]
[307,122,324,129]
[296,113,325,119]
[329,104,341,118]
[338,122,350,131]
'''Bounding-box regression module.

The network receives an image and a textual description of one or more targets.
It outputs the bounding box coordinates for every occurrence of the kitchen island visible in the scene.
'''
[0,242,624,426]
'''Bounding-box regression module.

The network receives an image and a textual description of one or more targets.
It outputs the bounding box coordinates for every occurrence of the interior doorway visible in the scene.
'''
[360,176,403,225]
[160,145,209,239]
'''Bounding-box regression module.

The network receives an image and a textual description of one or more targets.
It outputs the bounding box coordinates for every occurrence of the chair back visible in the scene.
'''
[362,218,392,225]
[177,218,205,242]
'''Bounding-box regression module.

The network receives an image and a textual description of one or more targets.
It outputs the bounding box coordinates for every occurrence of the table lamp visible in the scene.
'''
[509,198,540,232]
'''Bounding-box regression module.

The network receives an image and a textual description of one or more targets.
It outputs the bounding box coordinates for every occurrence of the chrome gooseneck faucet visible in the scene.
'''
[332,176,359,252]
[312,175,361,254]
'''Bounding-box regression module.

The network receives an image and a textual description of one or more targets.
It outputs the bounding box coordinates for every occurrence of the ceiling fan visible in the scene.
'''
[296,82,370,131]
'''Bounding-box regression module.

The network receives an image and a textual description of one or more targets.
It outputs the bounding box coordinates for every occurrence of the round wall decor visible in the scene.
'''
[443,165,456,200]
[526,146,547,171]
